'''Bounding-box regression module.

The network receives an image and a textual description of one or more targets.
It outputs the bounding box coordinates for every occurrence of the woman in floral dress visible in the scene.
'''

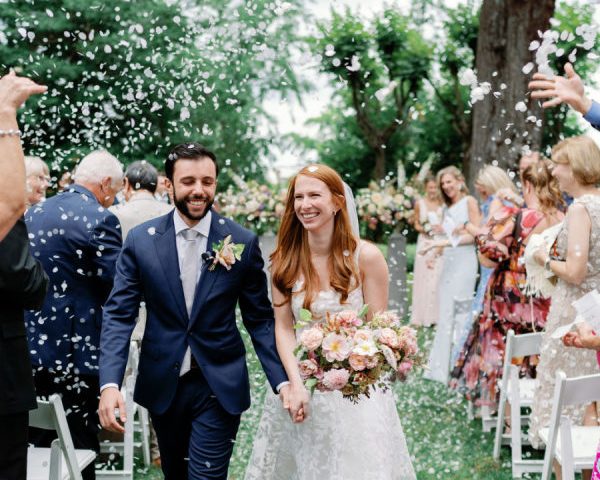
[450,161,564,409]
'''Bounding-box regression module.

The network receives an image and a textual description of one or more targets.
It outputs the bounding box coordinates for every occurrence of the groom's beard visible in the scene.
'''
[173,188,214,221]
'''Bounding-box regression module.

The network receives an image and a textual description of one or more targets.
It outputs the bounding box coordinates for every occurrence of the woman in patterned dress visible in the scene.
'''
[450,161,564,412]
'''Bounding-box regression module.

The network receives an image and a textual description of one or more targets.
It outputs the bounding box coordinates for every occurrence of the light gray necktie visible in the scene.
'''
[180,229,201,316]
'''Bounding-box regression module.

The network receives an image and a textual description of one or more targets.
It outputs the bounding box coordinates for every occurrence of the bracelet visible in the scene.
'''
[0,129,21,137]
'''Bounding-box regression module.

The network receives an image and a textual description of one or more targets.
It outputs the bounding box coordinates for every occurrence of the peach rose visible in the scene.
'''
[348,353,367,371]
[298,359,319,380]
[378,328,400,349]
[322,368,350,391]
[299,327,323,351]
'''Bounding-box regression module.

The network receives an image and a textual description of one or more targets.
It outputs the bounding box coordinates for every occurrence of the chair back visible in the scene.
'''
[29,394,84,480]
[510,330,543,358]
[541,371,600,480]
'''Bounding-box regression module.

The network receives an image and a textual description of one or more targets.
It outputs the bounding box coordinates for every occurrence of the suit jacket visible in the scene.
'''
[109,191,173,240]
[100,209,288,415]
[25,185,122,376]
[0,218,48,415]
[109,191,173,340]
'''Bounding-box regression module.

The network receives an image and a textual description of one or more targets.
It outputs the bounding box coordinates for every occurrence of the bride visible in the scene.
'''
[244,164,415,480]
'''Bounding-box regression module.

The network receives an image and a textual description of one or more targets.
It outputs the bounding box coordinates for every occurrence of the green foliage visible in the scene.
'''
[1,0,307,184]
[541,1,600,152]
[309,8,433,181]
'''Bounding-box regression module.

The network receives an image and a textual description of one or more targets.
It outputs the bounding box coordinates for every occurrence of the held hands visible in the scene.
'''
[528,62,592,115]
[279,383,310,424]
[0,71,47,115]
[98,386,127,434]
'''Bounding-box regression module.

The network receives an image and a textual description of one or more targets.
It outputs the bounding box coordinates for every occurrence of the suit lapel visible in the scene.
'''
[154,211,188,324]
[189,212,230,328]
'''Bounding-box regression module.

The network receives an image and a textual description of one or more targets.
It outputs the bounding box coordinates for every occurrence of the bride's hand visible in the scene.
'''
[281,384,310,423]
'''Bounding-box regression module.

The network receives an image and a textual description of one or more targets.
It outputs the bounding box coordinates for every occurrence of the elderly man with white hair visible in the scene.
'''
[25,150,124,480]
[24,156,50,207]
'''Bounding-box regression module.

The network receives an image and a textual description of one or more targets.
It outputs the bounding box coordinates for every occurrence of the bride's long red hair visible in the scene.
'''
[271,164,360,310]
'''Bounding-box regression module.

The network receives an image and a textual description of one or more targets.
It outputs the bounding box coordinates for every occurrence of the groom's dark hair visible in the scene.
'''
[165,143,219,181]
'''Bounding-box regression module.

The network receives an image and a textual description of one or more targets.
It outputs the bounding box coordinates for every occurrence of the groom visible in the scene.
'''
[99,143,290,479]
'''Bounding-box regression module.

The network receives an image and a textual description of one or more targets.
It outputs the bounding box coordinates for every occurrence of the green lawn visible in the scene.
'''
[130,325,551,480]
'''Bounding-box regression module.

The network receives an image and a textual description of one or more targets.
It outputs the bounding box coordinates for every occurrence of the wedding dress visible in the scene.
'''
[244,244,416,480]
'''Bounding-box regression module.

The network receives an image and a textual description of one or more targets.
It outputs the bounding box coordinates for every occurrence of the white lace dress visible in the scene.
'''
[244,271,416,479]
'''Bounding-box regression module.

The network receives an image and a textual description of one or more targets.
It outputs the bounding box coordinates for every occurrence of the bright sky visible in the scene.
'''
[265,0,600,182]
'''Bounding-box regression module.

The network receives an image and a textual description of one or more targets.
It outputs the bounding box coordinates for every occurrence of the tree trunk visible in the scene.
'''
[373,147,386,181]
[468,0,555,188]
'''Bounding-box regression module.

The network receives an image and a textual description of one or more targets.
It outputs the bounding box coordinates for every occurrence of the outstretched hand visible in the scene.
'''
[0,70,47,114]
[279,384,310,423]
[98,386,127,433]
[529,62,591,114]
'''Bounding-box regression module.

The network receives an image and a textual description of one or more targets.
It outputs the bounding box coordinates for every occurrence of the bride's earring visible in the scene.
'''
[332,210,337,216]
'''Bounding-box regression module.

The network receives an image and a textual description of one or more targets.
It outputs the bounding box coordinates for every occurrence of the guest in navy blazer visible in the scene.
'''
[26,150,123,480]
[99,143,289,480]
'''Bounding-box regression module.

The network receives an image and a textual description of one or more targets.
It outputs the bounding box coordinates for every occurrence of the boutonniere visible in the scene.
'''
[204,235,245,271]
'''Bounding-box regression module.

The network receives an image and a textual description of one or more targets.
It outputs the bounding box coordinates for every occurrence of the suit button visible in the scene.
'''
[174,362,180,370]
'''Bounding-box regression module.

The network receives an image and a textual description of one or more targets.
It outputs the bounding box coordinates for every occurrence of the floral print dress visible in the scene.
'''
[450,207,552,406]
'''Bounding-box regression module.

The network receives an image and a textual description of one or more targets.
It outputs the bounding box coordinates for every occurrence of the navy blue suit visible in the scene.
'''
[25,184,122,480]
[100,209,287,479]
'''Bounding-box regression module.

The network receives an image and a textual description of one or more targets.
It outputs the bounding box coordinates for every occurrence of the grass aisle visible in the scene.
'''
[135,325,530,480]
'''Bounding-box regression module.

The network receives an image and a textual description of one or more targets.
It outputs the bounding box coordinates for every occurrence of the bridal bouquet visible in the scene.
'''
[295,306,419,402]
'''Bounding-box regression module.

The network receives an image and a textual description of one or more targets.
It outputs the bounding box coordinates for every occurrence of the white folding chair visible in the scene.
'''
[540,371,600,480]
[97,342,151,479]
[492,329,543,477]
[27,394,96,480]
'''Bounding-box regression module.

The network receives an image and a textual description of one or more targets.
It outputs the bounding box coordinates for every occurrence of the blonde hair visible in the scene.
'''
[551,136,600,186]
[475,165,517,196]
[436,166,467,206]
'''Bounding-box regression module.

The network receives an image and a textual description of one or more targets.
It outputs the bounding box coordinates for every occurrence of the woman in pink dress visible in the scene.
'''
[410,175,444,327]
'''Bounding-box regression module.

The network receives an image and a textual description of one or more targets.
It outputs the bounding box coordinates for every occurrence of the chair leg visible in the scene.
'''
[49,438,62,480]
[140,406,151,466]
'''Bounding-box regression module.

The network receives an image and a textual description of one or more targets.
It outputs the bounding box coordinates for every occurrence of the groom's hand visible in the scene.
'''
[99,386,127,433]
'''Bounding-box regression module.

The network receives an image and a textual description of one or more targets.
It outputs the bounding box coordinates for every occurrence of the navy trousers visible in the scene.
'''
[151,368,241,480]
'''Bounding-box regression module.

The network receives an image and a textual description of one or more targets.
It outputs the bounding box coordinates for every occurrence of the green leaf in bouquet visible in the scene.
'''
[299,308,313,323]
[293,344,306,357]
[358,304,369,318]
[305,377,318,394]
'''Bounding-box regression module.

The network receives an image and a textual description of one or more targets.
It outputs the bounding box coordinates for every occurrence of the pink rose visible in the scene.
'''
[298,359,319,380]
[348,353,367,371]
[378,328,400,348]
[336,310,363,328]
[322,368,351,391]
[397,360,413,381]
[353,329,372,344]
[322,333,352,362]
[299,327,323,351]
[372,311,400,327]
[365,355,379,369]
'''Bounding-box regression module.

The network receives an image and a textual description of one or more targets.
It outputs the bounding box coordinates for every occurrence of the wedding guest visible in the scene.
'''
[421,166,480,384]
[0,71,48,479]
[410,174,444,327]
[450,161,564,415]
[0,71,47,241]
[529,62,600,131]
[24,156,49,207]
[450,165,518,365]
[26,150,124,480]
[529,136,600,452]
[155,172,171,203]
